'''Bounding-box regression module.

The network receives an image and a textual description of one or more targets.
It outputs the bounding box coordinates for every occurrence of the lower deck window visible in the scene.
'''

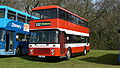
[16,33,28,42]
[0,29,5,41]
[66,34,89,43]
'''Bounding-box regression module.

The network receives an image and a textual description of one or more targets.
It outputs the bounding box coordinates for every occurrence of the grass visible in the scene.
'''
[0,50,120,68]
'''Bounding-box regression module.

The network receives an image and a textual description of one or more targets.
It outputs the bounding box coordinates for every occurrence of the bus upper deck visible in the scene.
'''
[30,5,89,36]
[0,5,38,32]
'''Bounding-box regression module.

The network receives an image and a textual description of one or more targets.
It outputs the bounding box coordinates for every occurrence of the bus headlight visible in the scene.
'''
[30,49,34,52]
[51,49,54,52]
[52,53,54,55]
[30,49,34,55]
[51,49,55,55]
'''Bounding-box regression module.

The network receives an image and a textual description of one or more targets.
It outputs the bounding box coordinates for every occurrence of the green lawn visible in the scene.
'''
[0,50,119,68]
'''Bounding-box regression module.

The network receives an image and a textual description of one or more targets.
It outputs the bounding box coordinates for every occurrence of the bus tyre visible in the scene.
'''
[16,48,21,56]
[66,48,71,60]
[83,47,87,55]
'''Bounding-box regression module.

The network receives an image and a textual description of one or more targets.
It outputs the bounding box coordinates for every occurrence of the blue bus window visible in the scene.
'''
[8,10,16,20]
[0,9,5,18]
[0,29,5,41]
[16,33,28,42]
[27,17,31,23]
[17,14,26,23]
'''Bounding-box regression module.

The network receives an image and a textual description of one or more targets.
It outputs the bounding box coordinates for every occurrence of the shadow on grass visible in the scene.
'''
[0,55,16,58]
[20,55,65,63]
[80,54,120,65]
[0,55,66,62]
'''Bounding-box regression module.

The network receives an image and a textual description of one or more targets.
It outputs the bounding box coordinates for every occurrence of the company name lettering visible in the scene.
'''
[11,23,22,29]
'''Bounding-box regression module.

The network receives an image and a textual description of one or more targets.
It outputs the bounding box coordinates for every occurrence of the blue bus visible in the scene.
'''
[0,5,39,55]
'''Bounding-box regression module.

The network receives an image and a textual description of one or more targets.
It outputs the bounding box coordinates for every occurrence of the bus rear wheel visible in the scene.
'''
[66,48,71,60]
[83,47,87,55]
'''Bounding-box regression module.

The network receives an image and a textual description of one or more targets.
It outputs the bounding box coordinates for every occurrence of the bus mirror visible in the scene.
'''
[16,35,19,38]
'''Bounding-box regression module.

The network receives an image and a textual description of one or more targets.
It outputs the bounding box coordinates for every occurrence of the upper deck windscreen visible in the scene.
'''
[32,8,57,19]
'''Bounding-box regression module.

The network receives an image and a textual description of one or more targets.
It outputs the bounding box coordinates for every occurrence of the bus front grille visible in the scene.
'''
[33,48,50,54]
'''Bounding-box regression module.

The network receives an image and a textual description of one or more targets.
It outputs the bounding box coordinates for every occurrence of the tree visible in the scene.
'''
[0,0,120,49]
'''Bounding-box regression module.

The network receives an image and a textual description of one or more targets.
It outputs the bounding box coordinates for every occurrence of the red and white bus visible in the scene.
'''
[29,5,89,59]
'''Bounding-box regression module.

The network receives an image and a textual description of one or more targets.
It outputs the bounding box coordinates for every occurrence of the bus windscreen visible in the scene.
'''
[29,30,58,43]
[32,8,57,19]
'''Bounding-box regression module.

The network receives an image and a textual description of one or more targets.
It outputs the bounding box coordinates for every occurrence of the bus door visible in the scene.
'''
[60,32,66,55]
[5,31,14,54]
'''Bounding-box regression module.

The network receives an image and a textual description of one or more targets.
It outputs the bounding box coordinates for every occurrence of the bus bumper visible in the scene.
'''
[29,48,62,57]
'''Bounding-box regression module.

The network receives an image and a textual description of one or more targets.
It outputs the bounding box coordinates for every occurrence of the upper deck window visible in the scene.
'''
[17,14,26,23]
[8,10,16,20]
[0,9,5,18]
[26,17,31,23]
[32,8,57,19]
[58,9,89,28]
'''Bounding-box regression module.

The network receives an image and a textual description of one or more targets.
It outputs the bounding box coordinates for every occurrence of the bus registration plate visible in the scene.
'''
[38,55,45,58]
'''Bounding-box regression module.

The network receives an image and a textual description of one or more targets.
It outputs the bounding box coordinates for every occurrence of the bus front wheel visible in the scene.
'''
[16,47,22,56]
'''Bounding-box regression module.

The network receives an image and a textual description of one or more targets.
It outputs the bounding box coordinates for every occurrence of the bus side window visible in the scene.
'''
[81,36,86,43]
[16,33,28,42]
[86,37,89,43]
[66,36,70,43]
[8,10,16,20]
[17,14,26,23]
[74,36,81,43]
[66,35,74,43]
[59,9,66,20]
[27,17,31,23]
[0,9,5,18]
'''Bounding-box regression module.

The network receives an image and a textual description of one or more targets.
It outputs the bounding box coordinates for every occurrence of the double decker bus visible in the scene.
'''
[29,5,89,59]
[0,6,39,55]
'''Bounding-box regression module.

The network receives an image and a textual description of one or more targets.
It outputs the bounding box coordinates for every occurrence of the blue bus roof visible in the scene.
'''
[0,5,39,19]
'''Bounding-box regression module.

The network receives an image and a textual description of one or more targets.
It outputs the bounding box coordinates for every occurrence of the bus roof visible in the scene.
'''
[32,5,88,22]
[0,5,39,19]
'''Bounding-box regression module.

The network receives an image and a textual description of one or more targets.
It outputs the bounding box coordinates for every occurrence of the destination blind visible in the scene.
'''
[36,22,51,26]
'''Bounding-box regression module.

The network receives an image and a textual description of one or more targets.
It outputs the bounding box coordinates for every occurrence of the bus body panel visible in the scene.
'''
[30,18,89,34]
[29,43,90,57]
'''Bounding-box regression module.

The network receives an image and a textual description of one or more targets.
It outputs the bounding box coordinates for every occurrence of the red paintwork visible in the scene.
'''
[29,46,90,56]
[86,46,90,51]
[32,5,88,22]
[30,18,89,33]
[29,48,61,56]
[71,46,90,53]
